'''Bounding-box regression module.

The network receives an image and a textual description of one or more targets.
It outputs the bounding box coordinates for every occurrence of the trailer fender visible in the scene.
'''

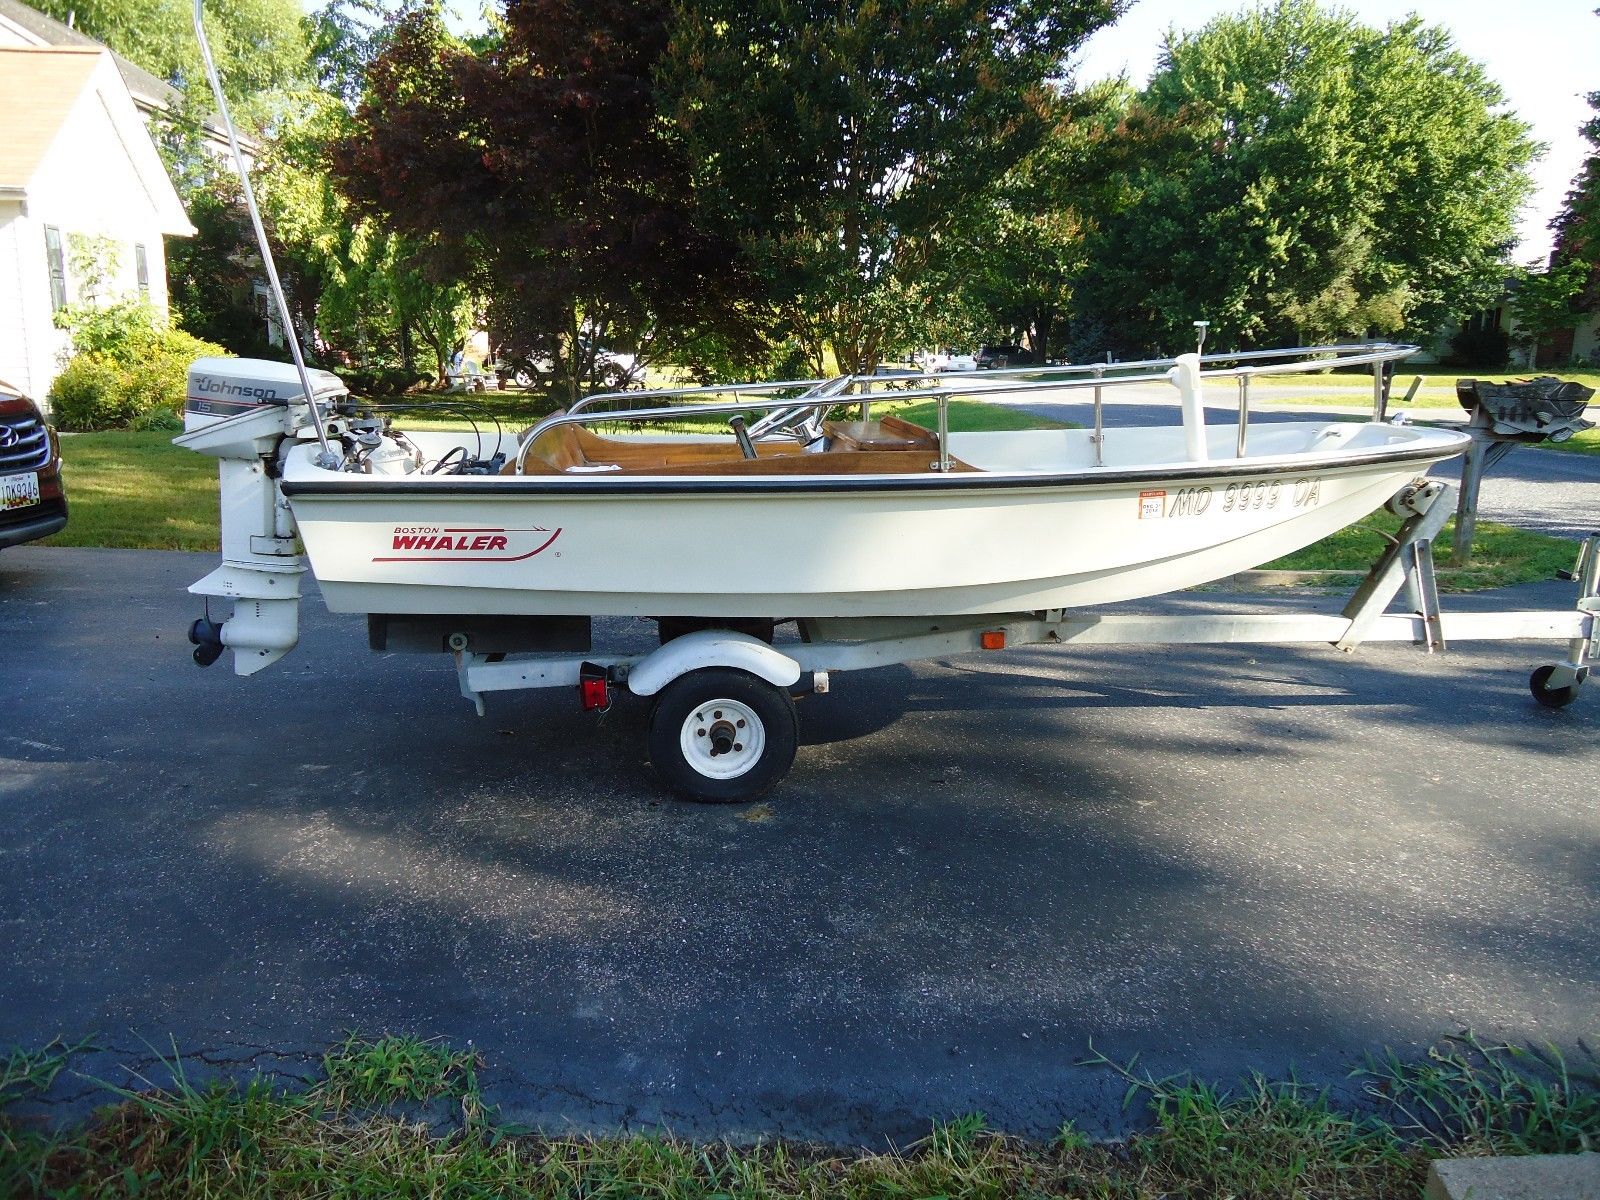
[627,629,801,697]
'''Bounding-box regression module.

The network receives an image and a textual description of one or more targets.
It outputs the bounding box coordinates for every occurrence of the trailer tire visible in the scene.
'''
[647,668,798,803]
[1529,664,1587,709]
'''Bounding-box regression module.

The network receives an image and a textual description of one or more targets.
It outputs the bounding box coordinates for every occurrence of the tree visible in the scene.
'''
[164,170,275,355]
[315,225,477,383]
[333,1,753,402]
[657,0,1120,375]
[1508,260,1589,363]
[1550,59,1599,313]
[29,0,311,111]
[1073,0,1538,355]
[947,82,1185,362]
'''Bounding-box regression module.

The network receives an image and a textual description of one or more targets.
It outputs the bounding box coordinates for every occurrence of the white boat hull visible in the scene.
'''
[282,424,1468,618]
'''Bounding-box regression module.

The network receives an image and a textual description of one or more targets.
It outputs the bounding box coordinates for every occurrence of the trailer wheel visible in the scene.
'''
[1529,664,1587,709]
[647,668,798,802]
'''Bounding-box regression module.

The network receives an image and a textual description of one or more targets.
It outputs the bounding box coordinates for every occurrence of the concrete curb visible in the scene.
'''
[1426,1152,1600,1199]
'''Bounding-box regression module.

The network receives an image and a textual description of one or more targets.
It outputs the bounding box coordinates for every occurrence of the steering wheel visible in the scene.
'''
[745,375,854,443]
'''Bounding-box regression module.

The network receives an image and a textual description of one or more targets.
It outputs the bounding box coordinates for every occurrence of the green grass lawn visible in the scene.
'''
[1266,509,1579,590]
[891,396,1059,431]
[42,421,1579,592]
[45,432,220,552]
[1547,427,1600,457]
[587,394,1066,436]
[359,389,563,432]
[4,1030,1594,1199]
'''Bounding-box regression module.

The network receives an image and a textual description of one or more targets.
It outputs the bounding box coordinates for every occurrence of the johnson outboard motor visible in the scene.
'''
[184,357,347,432]
[176,358,350,675]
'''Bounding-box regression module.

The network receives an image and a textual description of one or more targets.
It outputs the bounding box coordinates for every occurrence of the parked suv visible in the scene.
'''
[0,379,67,549]
[976,344,1037,370]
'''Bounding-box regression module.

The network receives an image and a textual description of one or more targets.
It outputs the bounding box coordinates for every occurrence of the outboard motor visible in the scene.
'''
[184,356,346,432]
[175,357,349,675]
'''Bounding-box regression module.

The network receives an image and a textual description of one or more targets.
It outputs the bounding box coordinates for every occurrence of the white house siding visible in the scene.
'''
[8,56,184,407]
[30,82,175,315]
[0,201,66,399]
[1573,315,1599,365]
[0,202,28,391]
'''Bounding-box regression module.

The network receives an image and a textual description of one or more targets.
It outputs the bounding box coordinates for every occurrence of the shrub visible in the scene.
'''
[1444,323,1510,368]
[47,356,139,430]
[48,302,225,431]
[342,365,429,397]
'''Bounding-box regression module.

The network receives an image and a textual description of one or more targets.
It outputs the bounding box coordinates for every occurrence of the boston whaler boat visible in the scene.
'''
[175,342,1600,800]
[176,0,1597,801]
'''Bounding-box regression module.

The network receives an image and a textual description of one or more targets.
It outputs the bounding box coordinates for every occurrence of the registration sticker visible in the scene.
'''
[1138,489,1166,519]
[0,472,39,511]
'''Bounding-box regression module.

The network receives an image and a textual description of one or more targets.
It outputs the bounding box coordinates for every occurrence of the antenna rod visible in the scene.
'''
[192,0,340,467]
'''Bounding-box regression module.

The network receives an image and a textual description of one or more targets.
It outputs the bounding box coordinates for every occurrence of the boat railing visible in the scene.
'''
[513,342,1419,473]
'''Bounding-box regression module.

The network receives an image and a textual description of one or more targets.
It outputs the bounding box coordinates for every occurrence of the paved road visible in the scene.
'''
[1012,390,1600,540]
[4,546,1596,1143]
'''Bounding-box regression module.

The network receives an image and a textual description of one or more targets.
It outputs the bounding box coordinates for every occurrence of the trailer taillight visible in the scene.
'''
[578,662,611,711]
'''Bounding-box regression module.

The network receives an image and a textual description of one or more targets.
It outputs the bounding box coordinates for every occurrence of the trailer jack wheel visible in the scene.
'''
[647,668,798,803]
[1529,664,1588,709]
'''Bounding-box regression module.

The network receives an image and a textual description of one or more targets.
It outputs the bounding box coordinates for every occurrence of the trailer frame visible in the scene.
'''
[450,479,1598,799]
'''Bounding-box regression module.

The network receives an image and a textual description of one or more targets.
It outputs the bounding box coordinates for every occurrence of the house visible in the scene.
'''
[0,0,257,159]
[0,45,194,403]
[1526,308,1600,367]
[1423,273,1600,370]
[0,0,188,122]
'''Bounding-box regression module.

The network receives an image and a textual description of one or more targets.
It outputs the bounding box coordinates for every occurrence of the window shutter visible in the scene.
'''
[44,226,67,312]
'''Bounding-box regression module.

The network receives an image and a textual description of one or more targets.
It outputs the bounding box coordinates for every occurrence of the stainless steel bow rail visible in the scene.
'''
[517,343,1418,475]
[456,478,1599,718]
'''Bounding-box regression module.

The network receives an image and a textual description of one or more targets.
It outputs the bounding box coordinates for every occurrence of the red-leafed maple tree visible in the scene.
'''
[333,0,752,399]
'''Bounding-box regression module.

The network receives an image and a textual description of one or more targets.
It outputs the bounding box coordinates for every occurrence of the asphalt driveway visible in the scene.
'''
[2,545,1597,1143]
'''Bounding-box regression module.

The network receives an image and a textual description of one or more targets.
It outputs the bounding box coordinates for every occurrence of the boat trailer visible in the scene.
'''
[450,478,1597,801]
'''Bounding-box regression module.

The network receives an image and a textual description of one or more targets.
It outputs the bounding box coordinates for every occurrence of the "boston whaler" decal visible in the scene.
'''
[373,525,562,563]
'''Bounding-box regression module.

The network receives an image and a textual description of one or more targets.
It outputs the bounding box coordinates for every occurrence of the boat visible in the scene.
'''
[259,350,1467,625]
[177,343,1468,656]
[171,0,1596,802]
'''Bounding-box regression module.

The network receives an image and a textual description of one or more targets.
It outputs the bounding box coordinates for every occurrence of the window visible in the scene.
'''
[134,243,149,295]
[44,226,67,312]
[254,285,283,346]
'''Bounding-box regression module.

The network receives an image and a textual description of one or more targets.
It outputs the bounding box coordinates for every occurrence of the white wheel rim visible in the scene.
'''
[679,697,765,780]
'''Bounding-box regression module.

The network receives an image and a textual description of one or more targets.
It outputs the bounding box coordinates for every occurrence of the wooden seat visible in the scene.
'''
[821,414,939,453]
[511,413,975,476]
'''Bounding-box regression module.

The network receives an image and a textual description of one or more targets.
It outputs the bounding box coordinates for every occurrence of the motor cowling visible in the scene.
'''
[184,356,347,433]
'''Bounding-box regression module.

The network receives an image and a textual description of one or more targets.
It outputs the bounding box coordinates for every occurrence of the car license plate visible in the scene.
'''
[1,471,40,510]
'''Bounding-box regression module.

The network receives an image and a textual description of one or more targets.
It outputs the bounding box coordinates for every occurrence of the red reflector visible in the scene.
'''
[981,630,1006,650]
[579,675,609,711]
